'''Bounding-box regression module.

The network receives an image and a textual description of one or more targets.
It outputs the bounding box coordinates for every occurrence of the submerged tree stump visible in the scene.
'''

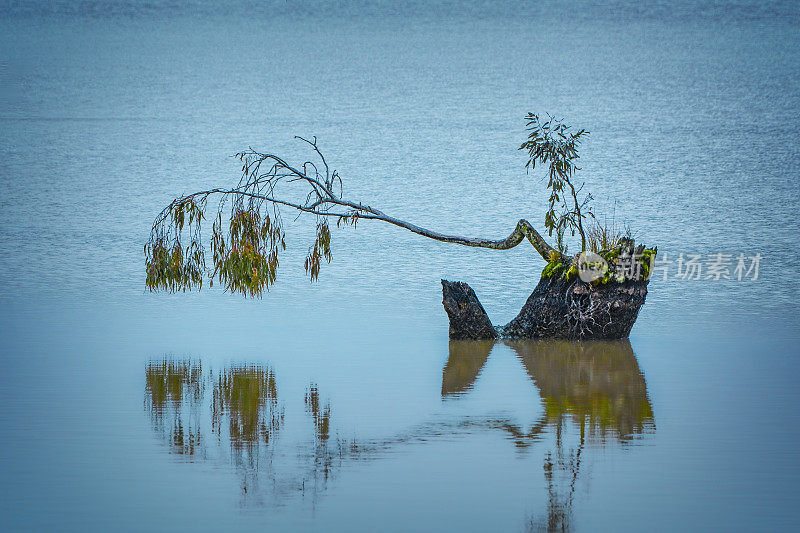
[442,277,648,340]
[442,240,655,340]
[441,281,499,340]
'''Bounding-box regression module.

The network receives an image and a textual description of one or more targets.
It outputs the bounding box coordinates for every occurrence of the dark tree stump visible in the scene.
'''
[441,277,649,340]
[441,280,498,340]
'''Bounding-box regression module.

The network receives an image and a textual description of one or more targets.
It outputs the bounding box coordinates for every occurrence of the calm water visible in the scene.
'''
[1,1,799,531]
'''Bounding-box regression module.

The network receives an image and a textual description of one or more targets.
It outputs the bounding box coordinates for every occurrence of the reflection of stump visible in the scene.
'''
[441,277,648,340]
[508,339,654,439]
[441,340,494,396]
[440,339,655,440]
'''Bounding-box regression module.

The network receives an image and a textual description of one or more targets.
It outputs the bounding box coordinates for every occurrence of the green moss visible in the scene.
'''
[562,263,578,281]
[541,259,565,279]
[541,245,657,284]
[638,248,657,279]
[591,270,613,287]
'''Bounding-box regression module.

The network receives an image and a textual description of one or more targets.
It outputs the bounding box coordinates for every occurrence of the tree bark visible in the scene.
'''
[441,281,499,340]
[361,216,557,262]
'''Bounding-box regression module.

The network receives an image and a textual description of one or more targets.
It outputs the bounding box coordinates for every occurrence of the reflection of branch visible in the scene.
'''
[495,415,549,448]
[342,417,545,456]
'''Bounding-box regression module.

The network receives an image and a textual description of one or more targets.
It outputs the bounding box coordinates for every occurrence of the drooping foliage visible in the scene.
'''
[145,137,355,297]
[144,197,207,292]
[209,208,284,297]
[304,220,332,282]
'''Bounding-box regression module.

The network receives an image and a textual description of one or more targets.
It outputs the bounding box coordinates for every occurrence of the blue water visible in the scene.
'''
[1,1,799,531]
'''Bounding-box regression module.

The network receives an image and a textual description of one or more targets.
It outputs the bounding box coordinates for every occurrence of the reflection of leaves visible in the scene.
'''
[213,365,282,448]
[305,384,331,443]
[144,360,204,456]
[145,360,203,408]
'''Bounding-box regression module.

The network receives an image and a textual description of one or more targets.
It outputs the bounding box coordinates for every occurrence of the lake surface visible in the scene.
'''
[1,1,799,531]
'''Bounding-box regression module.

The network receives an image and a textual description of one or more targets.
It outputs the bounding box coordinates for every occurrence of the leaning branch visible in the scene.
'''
[340,208,557,261]
[161,186,557,262]
[145,137,560,296]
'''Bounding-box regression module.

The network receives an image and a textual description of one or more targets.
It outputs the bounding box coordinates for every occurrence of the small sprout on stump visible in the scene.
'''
[520,113,593,253]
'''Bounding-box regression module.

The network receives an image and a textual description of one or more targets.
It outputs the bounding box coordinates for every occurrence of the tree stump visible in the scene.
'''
[442,276,648,340]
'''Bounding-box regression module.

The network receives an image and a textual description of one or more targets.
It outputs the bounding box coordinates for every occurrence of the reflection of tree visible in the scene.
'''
[145,342,654,527]
[212,365,282,449]
[441,339,654,442]
[442,339,654,532]
[305,384,331,443]
[510,339,654,442]
[518,339,652,532]
[144,360,204,456]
